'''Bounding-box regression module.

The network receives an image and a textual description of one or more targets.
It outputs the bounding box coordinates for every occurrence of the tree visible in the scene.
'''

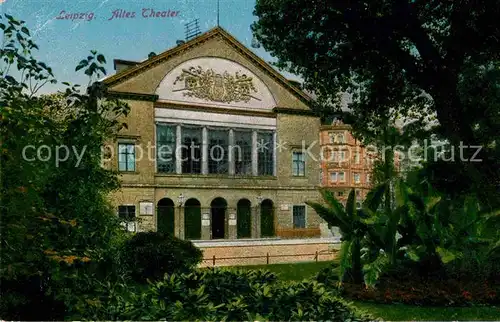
[252,0,500,207]
[0,14,130,319]
[307,189,368,284]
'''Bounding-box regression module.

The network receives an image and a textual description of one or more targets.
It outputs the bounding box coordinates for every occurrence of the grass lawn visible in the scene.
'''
[235,260,335,281]
[352,301,500,321]
[236,261,500,321]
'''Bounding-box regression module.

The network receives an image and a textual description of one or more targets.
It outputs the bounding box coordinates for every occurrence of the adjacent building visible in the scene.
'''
[101,27,327,240]
[319,118,374,208]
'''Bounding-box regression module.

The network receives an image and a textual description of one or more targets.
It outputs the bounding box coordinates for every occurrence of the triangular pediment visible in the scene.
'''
[103,27,312,111]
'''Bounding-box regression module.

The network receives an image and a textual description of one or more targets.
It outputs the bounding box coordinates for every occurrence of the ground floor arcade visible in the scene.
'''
[111,187,328,240]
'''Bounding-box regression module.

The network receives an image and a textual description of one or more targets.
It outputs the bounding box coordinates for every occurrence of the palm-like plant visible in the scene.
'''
[306,189,369,284]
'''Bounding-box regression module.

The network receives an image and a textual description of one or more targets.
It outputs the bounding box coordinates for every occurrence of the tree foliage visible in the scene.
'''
[0,14,130,319]
[252,0,500,206]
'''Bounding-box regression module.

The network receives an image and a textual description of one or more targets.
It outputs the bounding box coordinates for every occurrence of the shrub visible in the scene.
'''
[120,232,203,282]
[338,264,500,306]
[316,262,341,286]
[71,268,374,321]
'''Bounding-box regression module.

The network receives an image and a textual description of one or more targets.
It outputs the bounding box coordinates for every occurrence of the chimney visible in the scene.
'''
[176,40,185,46]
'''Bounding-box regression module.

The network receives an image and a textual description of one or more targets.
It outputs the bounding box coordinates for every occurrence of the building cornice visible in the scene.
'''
[320,124,352,130]
[106,90,158,102]
[155,101,276,118]
[273,107,317,116]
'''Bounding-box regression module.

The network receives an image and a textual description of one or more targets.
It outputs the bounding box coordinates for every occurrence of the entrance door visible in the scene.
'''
[237,199,252,238]
[211,197,227,239]
[184,198,201,240]
[157,198,175,235]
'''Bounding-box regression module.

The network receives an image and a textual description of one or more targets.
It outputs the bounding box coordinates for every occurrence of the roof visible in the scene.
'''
[102,26,312,105]
[113,59,140,70]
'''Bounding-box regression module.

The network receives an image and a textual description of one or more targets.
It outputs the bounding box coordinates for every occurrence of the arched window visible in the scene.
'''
[211,198,227,239]
[260,199,275,237]
[237,199,251,238]
[184,198,201,240]
[157,198,175,235]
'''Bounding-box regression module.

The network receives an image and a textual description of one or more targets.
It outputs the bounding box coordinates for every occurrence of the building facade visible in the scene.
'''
[319,118,374,207]
[102,27,326,240]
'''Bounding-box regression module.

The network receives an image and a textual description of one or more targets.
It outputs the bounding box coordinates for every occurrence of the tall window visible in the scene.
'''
[339,150,346,161]
[118,205,136,232]
[157,124,176,173]
[353,173,361,183]
[118,143,135,172]
[292,205,306,228]
[330,172,337,182]
[331,132,345,143]
[234,130,252,175]
[257,131,274,176]
[338,171,345,181]
[354,151,360,164]
[182,127,202,174]
[208,128,229,174]
[328,132,335,143]
[292,151,305,176]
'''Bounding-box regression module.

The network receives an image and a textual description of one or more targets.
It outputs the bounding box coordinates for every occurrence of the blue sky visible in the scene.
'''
[1,0,300,94]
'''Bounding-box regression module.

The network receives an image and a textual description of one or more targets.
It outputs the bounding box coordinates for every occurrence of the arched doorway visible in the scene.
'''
[157,198,175,235]
[260,199,275,237]
[211,197,227,239]
[184,198,201,240]
[237,199,251,238]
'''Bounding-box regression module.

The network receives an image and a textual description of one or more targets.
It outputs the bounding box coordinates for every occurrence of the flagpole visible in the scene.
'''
[217,0,220,26]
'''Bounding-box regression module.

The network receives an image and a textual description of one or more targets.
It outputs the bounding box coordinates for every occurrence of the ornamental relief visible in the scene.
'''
[173,66,261,103]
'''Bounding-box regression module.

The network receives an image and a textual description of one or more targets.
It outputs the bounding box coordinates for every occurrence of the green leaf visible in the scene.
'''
[21,26,30,36]
[436,247,461,264]
[75,60,89,71]
[346,188,356,218]
[96,54,106,64]
[406,248,420,261]
[424,196,441,213]
[363,183,387,211]
[338,240,352,283]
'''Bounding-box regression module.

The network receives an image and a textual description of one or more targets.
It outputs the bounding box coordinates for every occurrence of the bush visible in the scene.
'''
[316,262,341,285]
[72,268,374,321]
[120,232,203,282]
[335,264,500,306]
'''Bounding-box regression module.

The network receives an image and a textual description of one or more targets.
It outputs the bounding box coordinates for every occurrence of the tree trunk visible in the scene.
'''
[351,238,363,284]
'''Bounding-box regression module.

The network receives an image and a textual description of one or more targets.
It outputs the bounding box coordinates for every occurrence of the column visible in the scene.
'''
[256,206,261,238]
[251,206,259,238]
[201,211,211,240]
[228,211,237,239]
[179,206,185,240]
[252,130,258,176]
[228,129,235,175]
[174,206,181,238]
[175,125,182,174]
[202,127,208,174]
[272,132,277,176]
